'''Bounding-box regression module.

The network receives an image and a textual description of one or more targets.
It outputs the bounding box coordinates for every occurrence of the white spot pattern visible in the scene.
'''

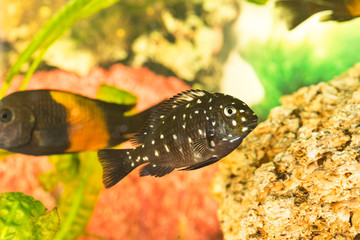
[181,94,193,101]
[232,120,237,126]
[192,91,205,97]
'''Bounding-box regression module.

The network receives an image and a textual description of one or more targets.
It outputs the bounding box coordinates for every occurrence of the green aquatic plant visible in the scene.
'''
[96,84,137,106]
[39,152,103,239]
[0,0,120,97]
[246,0,269,5]
[242,20,360,120]
[2,0,242,95]
[0,192,59,239]
[0,150,12,161]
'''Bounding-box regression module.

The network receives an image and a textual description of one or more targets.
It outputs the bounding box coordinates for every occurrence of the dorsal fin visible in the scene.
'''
[131,89,209,145]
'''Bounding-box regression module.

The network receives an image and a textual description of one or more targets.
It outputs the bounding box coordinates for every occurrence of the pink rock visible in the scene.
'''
[0,64,222,240]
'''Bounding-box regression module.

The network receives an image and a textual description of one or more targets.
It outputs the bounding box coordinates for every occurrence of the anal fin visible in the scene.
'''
[180,157,220,171]
[140,164,174,177]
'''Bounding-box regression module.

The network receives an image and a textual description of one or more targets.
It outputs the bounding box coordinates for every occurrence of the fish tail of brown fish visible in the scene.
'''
[276,0,355,30]
[98,148,141,188]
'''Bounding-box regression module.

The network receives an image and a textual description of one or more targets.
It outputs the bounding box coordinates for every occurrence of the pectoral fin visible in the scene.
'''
[191,128,217,160]
[33,124,69,148]
[180,157,220,171]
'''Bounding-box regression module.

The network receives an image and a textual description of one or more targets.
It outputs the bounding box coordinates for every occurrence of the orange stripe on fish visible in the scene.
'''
[49,91,110,152]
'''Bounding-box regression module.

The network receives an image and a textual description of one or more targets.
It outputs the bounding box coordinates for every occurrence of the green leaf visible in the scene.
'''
[0,192,59,240]
[49,154,80,183]
[246,0,269,5]
[39,153,80,191]
[33,208,61,240]
[53,152,103,240]
[1,0,121,98]
[96,84,138,105]
[0,150,12,161]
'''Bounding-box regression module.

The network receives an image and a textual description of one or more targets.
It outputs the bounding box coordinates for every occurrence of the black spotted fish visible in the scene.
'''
[98,89,258,188]
[0,90,157,156]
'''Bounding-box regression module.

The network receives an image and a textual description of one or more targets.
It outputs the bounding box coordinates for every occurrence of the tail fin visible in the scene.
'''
[98,149,138,188]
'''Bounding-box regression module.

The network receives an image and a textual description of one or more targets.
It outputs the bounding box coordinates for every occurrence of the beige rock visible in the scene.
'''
[212,63,360,239]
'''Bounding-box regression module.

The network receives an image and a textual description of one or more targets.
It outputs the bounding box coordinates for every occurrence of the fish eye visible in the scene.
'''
[0,108,13,123]
[224,106,236,117]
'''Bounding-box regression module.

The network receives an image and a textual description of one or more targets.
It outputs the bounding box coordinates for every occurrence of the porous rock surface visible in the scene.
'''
[212,64,360,239]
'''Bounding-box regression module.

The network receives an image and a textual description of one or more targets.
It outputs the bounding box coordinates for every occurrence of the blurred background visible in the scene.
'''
[1,0,360,239]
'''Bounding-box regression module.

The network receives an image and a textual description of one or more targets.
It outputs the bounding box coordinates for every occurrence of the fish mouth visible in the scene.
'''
[243,115,259,129]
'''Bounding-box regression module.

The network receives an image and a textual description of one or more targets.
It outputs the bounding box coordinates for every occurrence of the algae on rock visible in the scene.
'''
[212,64,360,239]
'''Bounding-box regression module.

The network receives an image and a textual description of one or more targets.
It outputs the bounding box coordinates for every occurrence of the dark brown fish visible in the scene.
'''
[276,0,360,29]
[0,90,157,156]
[98,89,258,188]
